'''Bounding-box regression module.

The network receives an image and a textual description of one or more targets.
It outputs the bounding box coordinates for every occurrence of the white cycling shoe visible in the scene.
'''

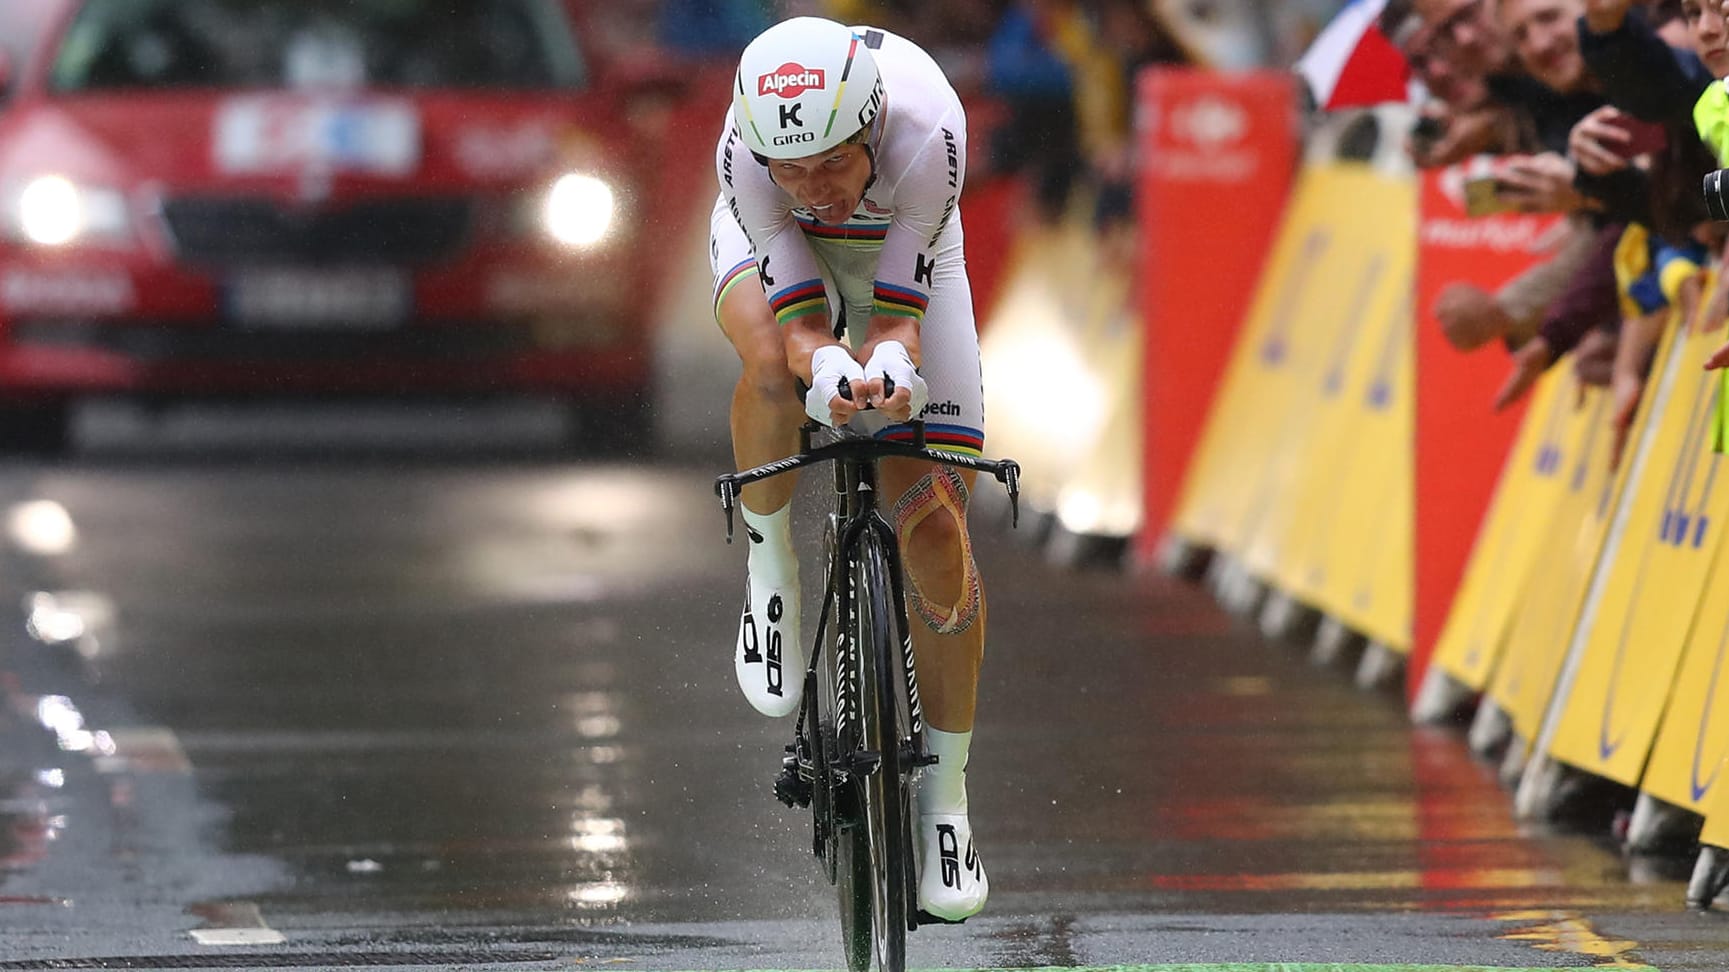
[917,812,988,922]
[734,570,803,717]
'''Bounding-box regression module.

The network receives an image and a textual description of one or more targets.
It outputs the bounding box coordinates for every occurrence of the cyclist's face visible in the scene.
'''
[768,144,872,225]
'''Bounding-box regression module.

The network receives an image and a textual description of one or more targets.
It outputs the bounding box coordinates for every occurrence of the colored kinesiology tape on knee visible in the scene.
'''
[891,466,981,635]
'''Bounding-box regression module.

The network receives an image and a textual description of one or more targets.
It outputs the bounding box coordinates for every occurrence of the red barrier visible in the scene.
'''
[1135,69,1299,561]
[963,174,1019,330]
[1409,168,1564,697]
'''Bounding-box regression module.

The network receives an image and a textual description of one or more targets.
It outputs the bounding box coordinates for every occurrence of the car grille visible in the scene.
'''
[159,196,474,266]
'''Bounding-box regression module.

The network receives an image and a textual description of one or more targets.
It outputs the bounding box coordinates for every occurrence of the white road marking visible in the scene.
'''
[188,928,287,946]
[189,901,285,946]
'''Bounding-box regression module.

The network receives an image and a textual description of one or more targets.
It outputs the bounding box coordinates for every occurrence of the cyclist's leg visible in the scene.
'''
[711,197,805,717]
[712,197,803,513]
[880,456,989,921]
[870,215,988,920]
[879,459,985,732]
[718,276,802,515]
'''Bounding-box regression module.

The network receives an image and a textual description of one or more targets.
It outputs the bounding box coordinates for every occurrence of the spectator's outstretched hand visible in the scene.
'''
[1409,106,1501,170]
[1569,106,1633,176]
[1610,370,1644,471]
[1494,336,1554,411]
[1677,273,1706,332]
[1433,282,1514,351]
[1496,153,1585,213]
[1707,341,1729,370]
[1572,328,1617,393]
[1583,0,1637,32]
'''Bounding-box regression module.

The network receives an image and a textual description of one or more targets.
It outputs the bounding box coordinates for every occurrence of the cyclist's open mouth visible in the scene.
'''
[810,201,849,223]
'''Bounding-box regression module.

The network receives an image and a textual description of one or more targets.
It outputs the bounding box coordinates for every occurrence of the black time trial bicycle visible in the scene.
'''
[715,387,1020,972]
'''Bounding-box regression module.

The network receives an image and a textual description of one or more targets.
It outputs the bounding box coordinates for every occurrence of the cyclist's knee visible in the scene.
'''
[893,467,981,635]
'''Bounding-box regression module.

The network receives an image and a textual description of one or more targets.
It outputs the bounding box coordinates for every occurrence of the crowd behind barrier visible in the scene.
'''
[1149,0,1729,911]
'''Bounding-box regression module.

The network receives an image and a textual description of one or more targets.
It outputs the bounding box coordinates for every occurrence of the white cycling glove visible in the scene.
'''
[806,345,868,427]
[864,340,929,418]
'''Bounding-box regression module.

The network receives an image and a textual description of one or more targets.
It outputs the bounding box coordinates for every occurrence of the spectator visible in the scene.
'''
[1088,0,1187,234]
[985,0,1081,221]
[657,0,773,58]
[1383,0,1525,167]
[1414,0,1519,78]
[1571,0,1725,457]
[1414,0,1640,423]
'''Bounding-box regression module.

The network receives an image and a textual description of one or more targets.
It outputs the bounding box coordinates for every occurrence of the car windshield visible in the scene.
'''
[48,0,588,93]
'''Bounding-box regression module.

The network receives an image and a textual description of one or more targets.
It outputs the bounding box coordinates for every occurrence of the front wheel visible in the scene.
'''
[843,527,911,972]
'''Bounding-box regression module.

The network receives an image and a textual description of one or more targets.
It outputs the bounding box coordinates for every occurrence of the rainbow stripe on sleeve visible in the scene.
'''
[711,258,758,324]
[769,279,828,326]
[796,215,888,247]
[872,282,929,321]
[877,423,985,457]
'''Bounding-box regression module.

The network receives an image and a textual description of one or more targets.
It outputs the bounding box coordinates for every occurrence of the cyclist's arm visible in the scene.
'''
[717,122,834,335]
[785,313,844,384]
[859,114,966,368]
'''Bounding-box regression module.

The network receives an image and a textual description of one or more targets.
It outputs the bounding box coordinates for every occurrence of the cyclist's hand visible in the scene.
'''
[862,340,927,423]
[806,345,868,427]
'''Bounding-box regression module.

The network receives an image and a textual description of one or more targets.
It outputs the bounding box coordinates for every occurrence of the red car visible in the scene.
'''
[0,0,717,452]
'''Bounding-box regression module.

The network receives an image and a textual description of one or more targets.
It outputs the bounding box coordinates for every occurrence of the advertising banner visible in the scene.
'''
[1137,69,1298,558]
[1412,166,1567,693]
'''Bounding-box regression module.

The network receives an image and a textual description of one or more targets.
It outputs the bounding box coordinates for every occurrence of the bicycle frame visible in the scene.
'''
[716,419,1021,751]
[715,419,1020,964]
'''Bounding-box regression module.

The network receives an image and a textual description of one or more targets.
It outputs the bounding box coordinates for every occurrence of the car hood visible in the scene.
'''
[0,90,628,192]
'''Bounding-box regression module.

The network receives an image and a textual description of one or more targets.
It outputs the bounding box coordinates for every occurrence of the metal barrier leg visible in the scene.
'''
[1310,616,1366,669]
[1465,696,1513,761]
[1259,590,1320,645]
[1354,642,1404,693]
[1515,750,1630,827]
[1411,665,1476,726]
[1498,730,1530,790]
[1626,791,1703,856]
[1157,535,1213,581]
[1687,844,1729,909]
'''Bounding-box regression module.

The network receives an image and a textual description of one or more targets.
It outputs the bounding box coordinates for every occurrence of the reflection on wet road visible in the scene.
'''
[0,455,1725,969]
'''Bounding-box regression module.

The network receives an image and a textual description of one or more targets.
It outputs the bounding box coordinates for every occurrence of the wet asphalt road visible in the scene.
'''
[2,419,1729,970]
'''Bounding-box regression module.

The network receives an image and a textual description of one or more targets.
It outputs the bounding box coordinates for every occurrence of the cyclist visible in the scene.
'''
[711,16,989,923]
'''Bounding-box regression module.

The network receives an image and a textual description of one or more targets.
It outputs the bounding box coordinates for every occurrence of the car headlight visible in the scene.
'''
[13,175,131,247]
[543,173,616,248]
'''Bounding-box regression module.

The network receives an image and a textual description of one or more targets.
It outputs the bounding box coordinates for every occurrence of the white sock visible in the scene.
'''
[920,727,971,815]
[742,504,797,585]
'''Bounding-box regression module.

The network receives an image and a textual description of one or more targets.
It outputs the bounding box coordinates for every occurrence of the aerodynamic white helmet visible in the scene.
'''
[732,17,884,160]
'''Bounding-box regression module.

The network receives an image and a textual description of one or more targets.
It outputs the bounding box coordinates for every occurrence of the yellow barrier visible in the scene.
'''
[1231,166,1415,651]
[1489,379,1625,748]
[1172,162,1413,598]
[1543,321,1729,789]
[1153,135,1729,904]
[1310,280,1412,650]
[1428,368,1581,693]
[1643,533,1729,816]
